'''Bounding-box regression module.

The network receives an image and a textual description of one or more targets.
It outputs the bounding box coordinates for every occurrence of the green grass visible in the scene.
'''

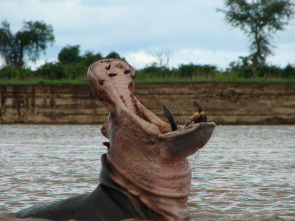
[0,76,294,85]
[0,78,89,85]
[135,76,295,83]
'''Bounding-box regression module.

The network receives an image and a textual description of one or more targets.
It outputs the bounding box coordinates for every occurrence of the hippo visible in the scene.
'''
[17,59,215,220]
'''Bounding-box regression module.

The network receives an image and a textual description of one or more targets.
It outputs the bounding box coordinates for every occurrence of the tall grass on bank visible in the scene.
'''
[135,76,295,83]
[0,62,295,85]
[0,78,89,85]
[1,76,294,85]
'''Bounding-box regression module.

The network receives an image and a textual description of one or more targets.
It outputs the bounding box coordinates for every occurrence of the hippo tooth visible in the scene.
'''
[162,105,177,131]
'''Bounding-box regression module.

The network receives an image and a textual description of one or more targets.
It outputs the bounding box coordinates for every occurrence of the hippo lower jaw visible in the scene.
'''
[88,59,215,220]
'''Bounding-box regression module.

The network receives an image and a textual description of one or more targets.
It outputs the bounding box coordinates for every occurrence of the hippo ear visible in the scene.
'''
[163,123,215,160]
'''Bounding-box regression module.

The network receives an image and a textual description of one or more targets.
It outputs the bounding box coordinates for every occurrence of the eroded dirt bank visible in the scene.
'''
[0,82,294,124]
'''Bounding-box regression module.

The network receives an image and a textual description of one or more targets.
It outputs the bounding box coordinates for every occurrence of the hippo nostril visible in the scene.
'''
[124,70,131,74]
[120,95,127,107]
[108,73,117,77]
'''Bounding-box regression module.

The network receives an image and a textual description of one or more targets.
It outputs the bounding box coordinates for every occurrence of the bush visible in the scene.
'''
[282,64,295,78]
[62,62,88,79]
[58,45,81,64]
[106,51,125,61]
[81,51,103,66]
[0,65,33,79]
[236,65,281,78]
[0,65,19,79]
[35,62,65,79]
[137,64,172,78]
[176,63,217,78]
[236,66,253,78]
[258,65,281,78]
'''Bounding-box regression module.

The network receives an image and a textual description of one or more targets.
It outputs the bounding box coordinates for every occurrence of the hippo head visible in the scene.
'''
[87,59,215,220]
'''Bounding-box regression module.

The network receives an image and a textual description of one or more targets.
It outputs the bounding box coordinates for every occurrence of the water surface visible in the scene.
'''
[1,125,295,220]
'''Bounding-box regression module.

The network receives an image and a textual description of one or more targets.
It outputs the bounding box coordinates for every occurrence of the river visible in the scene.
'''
[1,125,295,221]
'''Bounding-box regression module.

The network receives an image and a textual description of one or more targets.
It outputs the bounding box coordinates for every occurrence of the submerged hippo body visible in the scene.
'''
[17,59,215,221]
[17,161,156,220]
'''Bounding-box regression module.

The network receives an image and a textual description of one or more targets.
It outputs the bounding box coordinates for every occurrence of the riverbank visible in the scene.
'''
[1,82,294,124]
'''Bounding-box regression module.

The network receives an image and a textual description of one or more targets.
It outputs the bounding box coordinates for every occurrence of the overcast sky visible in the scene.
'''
[1,0,295,70]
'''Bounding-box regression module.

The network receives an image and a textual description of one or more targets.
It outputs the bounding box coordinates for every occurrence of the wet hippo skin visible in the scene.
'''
[17,59,215,221]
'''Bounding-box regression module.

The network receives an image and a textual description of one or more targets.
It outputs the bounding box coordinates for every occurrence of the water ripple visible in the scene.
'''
[1,125,295,220]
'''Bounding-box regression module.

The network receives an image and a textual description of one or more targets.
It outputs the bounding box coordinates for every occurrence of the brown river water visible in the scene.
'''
[1,125,295,221]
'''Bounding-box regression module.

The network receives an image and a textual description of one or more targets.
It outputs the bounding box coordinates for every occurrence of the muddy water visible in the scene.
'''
[1,125,295,221]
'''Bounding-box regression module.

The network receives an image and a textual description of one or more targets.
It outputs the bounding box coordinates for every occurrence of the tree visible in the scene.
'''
[218,0,295,77]
[58,45,81,64]
[105,51,125,61]
[152,50,172,68]
[0,20,55,68]
[82,51,103,66]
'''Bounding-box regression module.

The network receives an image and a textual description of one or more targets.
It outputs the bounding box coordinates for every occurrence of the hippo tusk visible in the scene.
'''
[162,105,178,131]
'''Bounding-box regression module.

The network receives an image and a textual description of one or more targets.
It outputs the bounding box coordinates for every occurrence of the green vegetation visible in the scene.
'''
[218,0,295,78]
[135,62,295,83]
[1,57,294,84]
[0,20,54,68]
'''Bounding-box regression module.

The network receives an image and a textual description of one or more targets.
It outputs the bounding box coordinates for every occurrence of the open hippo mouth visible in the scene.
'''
[88,58,215,144]
[87,58,215,220]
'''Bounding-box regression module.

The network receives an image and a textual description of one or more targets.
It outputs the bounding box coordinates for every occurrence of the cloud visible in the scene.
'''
[126,50,156,69]
[124,48,248,70]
